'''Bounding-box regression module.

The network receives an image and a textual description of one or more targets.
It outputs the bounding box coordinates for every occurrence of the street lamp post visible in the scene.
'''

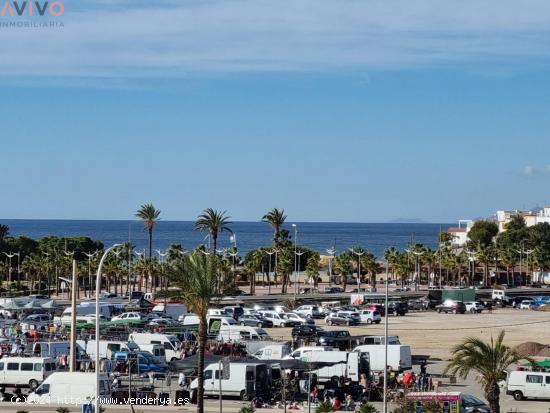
[383,259,389,413]
[155,249,168,304]
[83,251,98,299]
[349,248,365,290]
[326,247,335,287]
[292,224,297,298]
[296,251,305,293]
[95,244,121,406]
[266,249,275,294]
[3,252,16,284]
[406,249,424,291]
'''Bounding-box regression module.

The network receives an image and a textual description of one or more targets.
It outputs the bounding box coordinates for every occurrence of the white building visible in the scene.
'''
[447,219,473,247]
[496,207,550,232]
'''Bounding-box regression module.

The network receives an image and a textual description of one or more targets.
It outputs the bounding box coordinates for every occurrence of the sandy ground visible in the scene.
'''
[265,307,550,360]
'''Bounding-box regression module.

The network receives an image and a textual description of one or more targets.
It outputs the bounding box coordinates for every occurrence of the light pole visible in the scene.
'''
[292,224,297,298]
[266,249,275,294]
[95,244,121,406]
[349,248,365,290]
[156,249,168,303]
[3,252,16,284]
[383,259,389,413]
[521,245,535,285]
[83,251,98,299]
[406,249,423,291]
[63,249,75,298]
[326,247,335,287]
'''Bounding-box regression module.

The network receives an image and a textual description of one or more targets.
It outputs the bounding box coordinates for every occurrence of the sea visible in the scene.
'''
[1,220,453,258]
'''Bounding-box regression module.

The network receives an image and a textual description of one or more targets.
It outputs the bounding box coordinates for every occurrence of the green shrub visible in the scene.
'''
[315,401,334,413]
[355,403,379,413]
[239,406,255,413]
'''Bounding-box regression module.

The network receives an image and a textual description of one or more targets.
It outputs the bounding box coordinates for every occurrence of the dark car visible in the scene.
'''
[324,287,344,293]
[325,312,360,326]
[364,303,386,316]
[316,330,351,349]
[291,324,323,340]
[387,301,408,316]
[435,300,467,314]
[125,291,145,300]
[238,315,273,328]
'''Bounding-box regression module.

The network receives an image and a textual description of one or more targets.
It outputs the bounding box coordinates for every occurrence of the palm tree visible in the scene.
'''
[262,208,287,236]
[168,251,218,413]
[0,224,9,240]
[194,208,232,253]
[444,331,530,413]
[135,203,161,261]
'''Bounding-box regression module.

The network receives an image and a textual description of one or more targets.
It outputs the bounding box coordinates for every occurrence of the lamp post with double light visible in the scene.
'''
[95,244,121,407]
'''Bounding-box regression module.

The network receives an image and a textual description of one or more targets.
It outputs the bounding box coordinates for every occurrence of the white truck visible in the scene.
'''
[502,370,550,401]
[27,372,111,405]
[353,344,412,372]
[190,362,270,401]
[128,332,181,361]
[287,349,368,383]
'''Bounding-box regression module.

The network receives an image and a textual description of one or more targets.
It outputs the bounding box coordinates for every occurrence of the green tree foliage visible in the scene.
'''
[194,208,232,253]
[135,203,161,261]
[444,331,530,413]
[468,220,499,248]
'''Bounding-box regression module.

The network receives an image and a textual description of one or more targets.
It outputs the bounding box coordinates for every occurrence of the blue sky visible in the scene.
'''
[1,0,550,223]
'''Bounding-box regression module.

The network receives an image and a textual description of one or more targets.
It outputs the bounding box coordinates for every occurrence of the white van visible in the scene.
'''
[218,325,271,342]
[360,335,401,345]
[128,332,181,361]
[503,370,550,401]
[55,304,112,325]
[190,362,270,401]
[138,343,168,365]
[26,341,87,361]
[76,340,139,360]
[0,357,56,389]
[28,372,110,404]
[353,344,412,372]
[253,343,292,360]
[258,310,289,327]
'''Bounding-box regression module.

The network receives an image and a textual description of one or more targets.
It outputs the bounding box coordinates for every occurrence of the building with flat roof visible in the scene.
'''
[496,207,550,232]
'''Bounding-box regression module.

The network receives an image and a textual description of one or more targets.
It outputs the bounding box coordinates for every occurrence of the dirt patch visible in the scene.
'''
[513,342,547,357]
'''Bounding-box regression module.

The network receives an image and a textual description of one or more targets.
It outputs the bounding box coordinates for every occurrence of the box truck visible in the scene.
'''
[353,344,412,372]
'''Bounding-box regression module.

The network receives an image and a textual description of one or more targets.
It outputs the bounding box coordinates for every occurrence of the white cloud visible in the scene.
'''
[2,0,550,78]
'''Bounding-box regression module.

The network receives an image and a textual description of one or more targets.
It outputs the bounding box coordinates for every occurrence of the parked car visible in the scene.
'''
[294,305,322,319]
[24,314,52,323]
[283,312,315,325]
[238,315,273,328]
[316,330,351,349]
[511,296,531,309]
[387,301,408,316]
[358,309,381,324]
[435,300,466,314]
[519,299,535,310]
[325,311,360,326]
[111,312,144,322]
[259,310,295,327]
[124,291,145,300]
[464,301,485,313]
[291,325,324,341]
[324,287,344,293]
[364,304,386,316]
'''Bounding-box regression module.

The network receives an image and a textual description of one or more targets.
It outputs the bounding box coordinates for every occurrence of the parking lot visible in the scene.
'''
[265,307,550,360]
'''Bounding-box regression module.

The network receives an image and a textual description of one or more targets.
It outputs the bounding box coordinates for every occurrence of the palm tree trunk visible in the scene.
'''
[197,314,208,413]
[148,228,153,261]
[485,381,500,413]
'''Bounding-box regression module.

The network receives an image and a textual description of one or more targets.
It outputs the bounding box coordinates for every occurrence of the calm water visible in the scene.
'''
[2,220,452,258]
